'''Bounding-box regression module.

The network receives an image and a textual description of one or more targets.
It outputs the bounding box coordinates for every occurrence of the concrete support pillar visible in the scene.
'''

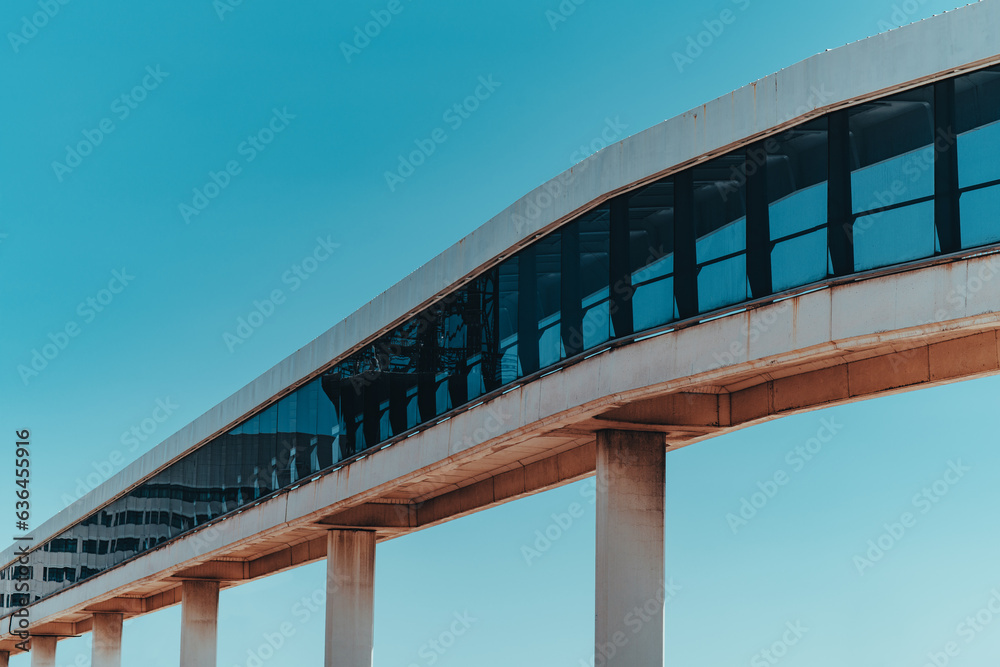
[325,529,376,667]
[595,430,666,667]
[92,612,123,667]
[180,580,220,667]
[30,636,56,667]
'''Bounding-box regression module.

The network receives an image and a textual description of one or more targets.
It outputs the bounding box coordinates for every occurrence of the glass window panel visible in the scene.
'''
[960,184,1000,249]
[315,377,337,467]
[854,201,935,271]
[958,121,1000,188]
[628,178,675,330]
[769,183,827,240]
[434,374,451,414]
[292,381,317,477]
[771,230,828,292]
[849,86,934,214]
[474,269,502,394]
[694,153,748,313]
[539,324,561,368]
[633,277,675,331]
[694,155,747,259]
[956,66,1000,188]
[277,393,295,435]
[582,297,609,350]
[766,119,828,242]
[698,256,748,313]
[534,233,562,369]
[558,208,611,355]
[497,256,520,384]
[697,218,746,264]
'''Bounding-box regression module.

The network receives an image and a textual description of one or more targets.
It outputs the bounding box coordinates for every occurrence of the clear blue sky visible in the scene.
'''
[2,0,997,665]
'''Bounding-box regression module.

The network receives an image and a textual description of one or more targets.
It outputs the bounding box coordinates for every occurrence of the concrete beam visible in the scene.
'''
[173,561,249,582]
[247,537,327,580]
[26,622,77,638]
[85,597,146,615]
[729,330,1000,425]
[30,636,56,667]
[180,581,219,667]
[11,262,1000,643]
[599,393,730,427]
[92,613,122,667]
[318,503,414,530]
[325,530,375,667]
[595,430,665,667]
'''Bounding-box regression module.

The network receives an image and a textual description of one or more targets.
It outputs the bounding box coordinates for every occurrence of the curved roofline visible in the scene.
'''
[7,0,999,566]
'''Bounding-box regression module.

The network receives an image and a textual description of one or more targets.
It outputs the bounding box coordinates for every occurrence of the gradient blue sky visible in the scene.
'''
[2,0,997,665]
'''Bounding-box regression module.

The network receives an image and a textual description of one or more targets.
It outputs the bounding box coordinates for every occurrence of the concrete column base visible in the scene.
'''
[30,636,57,667]
[92,612,123,667]
[325,529,376,667]
[180,580,220,667]
[595,430,666,667]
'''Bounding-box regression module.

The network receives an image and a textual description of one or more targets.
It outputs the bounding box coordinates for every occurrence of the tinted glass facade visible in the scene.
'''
[6,65,1000,610]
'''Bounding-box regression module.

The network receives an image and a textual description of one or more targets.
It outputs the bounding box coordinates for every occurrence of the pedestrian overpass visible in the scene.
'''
[5,3,1000,665]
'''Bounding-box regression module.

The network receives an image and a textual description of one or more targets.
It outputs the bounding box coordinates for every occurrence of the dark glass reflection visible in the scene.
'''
[849,86,935,214]
[628,179,676,329]
[956,66,1000,248]
[766,119,830,292]
[13,64,1000,610]
[694,153,749,312]
[562,207,611,354]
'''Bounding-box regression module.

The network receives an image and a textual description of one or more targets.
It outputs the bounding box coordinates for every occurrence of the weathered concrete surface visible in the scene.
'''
[92,613,122,667]
[3,2,1000,654]
[29,637,56,667]
[325,530,376,667]
[7,1,1000,576]
[7,253,1000,649]
[595,431,665,667]
[180,581,219,667]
